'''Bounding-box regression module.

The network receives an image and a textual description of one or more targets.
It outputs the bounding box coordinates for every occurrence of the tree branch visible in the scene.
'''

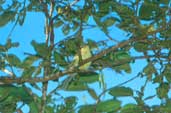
[0,38,168,85]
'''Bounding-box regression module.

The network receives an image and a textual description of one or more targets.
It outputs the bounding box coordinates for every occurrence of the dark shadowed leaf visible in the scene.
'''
[66,82,88,91]
[54,51,67,66]
[157,82,169,98]
[0,11,16,27]
[109,86,133,97]
[22,66,35,78]
[31,40,50,58]
[139,3,159,20]
[134,42,149,52]
[0,85,32,104]
[143,63,156,79]
[22,55,39,67]
[88,88,98,100]
[6,54,21,67]
[78,72,99,83]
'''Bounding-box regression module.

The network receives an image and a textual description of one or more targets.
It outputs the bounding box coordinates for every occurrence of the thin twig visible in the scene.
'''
[96,73,141,103]
[7,0,26,39]
[7,16,19,39]
[70,0,80,6]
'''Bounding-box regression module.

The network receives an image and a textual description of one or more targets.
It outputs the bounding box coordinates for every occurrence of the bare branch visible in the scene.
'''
[70,0,80,6]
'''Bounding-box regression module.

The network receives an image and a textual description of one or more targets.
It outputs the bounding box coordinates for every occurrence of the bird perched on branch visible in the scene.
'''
[60,45,92,90]
[71,45,92,70]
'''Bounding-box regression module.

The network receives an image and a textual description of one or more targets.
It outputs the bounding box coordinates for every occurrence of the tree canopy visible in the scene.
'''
[0,0,171,113]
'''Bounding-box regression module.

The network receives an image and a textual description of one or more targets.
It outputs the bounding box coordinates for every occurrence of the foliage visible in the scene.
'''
[0,0,171,113]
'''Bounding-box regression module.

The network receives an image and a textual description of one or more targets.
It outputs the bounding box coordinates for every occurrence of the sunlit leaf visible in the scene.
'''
[120,104,144,113]
[29,102,39,113]
[115,51,131,60]
[96,99,121,112]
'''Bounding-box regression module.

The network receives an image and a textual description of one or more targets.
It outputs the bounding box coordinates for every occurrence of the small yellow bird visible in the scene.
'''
[72,45,92,70]
[57,7,63,14]
[61,45,92,90]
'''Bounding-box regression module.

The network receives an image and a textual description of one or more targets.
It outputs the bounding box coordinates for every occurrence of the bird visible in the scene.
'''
[60,45,92,90]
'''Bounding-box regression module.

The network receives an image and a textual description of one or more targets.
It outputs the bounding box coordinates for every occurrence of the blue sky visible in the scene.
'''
[0,1,166,112]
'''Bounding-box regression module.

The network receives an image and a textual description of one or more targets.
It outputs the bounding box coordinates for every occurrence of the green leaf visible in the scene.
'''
[143,63,156,79]
[157,82,169,98]
[109,86,133,97]
[65,96,77,108]
[159,101,171,112]
[0,11,16,27]
[103,17,116,26]
[22,66,35,78]
[29,102,39,113]
[96,99,121,112]
[0,44,6,52]
[139,3,159,20]
[153,75,163,83]
[157,0,169,4]
[115,51,130,60]
[31,40,50,58]
[54,51,66,66]
[78,105,95,113]
[78,72,99,83]
[134,42,149,52]
[6,54,21,67]
[0,85,32,104]
[66,82,88,91]
[163,65,171,83]
[45,106,54,113]
[54,20,63,28]
[120,104,144,113]
[62,24,70,35]
[88,88,98,100]
[114,63,131,73]
[160,40,171,48]
[3,39,19,50]
[33,65,42,77]
[22,55,39,67]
